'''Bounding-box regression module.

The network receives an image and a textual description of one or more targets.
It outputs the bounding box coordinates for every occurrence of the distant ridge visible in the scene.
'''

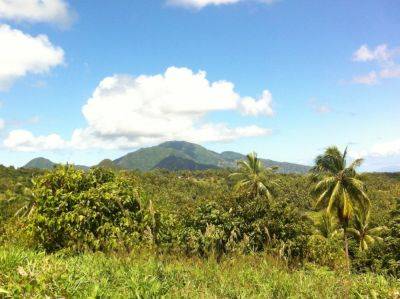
[23,158,89,171]
[113,141,311,173]
[22,141,312,173]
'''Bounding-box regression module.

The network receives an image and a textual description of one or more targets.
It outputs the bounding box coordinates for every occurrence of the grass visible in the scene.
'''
[1,246,399,298]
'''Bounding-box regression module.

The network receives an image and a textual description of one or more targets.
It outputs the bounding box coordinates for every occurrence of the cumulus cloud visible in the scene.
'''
[0,25,64,90]
[70,124,271,151]
[72,67,272,149]
[0,118,4,130]
[238,90,274,116]
[0,0,73,27]
[4,67,273,152]
[167,0,278,9]
[351,44,400,84]
[4,129,66,152]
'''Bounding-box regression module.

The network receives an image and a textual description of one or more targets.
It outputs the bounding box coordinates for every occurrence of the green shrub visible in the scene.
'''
[179,197,312,262]
[180,202,240,258]
[306,235,346,269]
[30,166,147,252]
[233,197,312,261]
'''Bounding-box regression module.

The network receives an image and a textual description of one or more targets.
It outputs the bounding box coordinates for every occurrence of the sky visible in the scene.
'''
[0,0,399,171]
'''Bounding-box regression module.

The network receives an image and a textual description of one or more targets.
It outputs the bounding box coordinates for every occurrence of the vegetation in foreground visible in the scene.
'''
[1,146,400,298]
[1,246,399,298]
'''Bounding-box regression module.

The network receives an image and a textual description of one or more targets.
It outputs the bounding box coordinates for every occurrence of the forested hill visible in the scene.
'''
[114,141,312,173]
[23,157,55,170]
[23,141,311,173]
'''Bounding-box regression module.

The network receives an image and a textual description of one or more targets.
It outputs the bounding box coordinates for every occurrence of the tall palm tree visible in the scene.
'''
[230,152,277,199]
[347,207,387,251]
[311,146,370,271]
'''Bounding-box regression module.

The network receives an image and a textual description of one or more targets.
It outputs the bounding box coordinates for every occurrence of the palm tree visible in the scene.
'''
[315,212,342,239]
[311,146,370,271]
[347,207,387,251]
[230,152,277,199]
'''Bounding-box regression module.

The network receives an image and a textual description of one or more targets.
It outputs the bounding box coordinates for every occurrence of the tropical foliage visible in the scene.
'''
[230,152,277,199]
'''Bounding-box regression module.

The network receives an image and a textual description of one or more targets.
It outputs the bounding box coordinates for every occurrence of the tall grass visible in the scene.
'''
[1,246,399,298]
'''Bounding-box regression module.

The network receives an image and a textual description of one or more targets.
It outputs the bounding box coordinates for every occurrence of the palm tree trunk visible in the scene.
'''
[342,227,351,299]
[343,227,350,273]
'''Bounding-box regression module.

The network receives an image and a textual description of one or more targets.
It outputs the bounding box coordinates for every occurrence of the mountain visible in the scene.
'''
[220,151,246,162]
[153,155,219,171]
[114,141,226,171]
[23,158,89,171]
[23,157,56,170]
[114,141,311,173]
[22,141,311,173]
[96,159,121,170]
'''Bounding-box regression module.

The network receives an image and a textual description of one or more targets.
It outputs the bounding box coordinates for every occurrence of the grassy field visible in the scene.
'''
[1,245,399,298]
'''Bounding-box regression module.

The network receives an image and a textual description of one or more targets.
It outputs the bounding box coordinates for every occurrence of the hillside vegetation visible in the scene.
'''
[1,147,400,298]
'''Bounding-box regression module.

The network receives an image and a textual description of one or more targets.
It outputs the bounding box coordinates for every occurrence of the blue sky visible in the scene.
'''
[0,0,399,171]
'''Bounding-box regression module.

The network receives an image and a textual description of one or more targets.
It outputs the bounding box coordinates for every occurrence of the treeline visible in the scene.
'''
[0,147,399,278]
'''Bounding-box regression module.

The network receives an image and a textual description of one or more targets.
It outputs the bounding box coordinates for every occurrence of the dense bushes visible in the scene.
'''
[11,166,314,261]
[30,166,148,252]
[179,196,312,262]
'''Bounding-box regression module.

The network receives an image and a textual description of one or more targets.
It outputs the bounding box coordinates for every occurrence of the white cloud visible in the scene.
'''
[72,67,272,149]
[238,90,274,116]
[70,124,271,151]
[352,71,378,85]
[351,44,400,84]
[4,129,66,152]
[0,25,64,90]
[0,118,4,130]
[353,44,391,63]
[0,0,73,26]
[4,67,273,152]
[168,0,239,9]
[167,0,278,9]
